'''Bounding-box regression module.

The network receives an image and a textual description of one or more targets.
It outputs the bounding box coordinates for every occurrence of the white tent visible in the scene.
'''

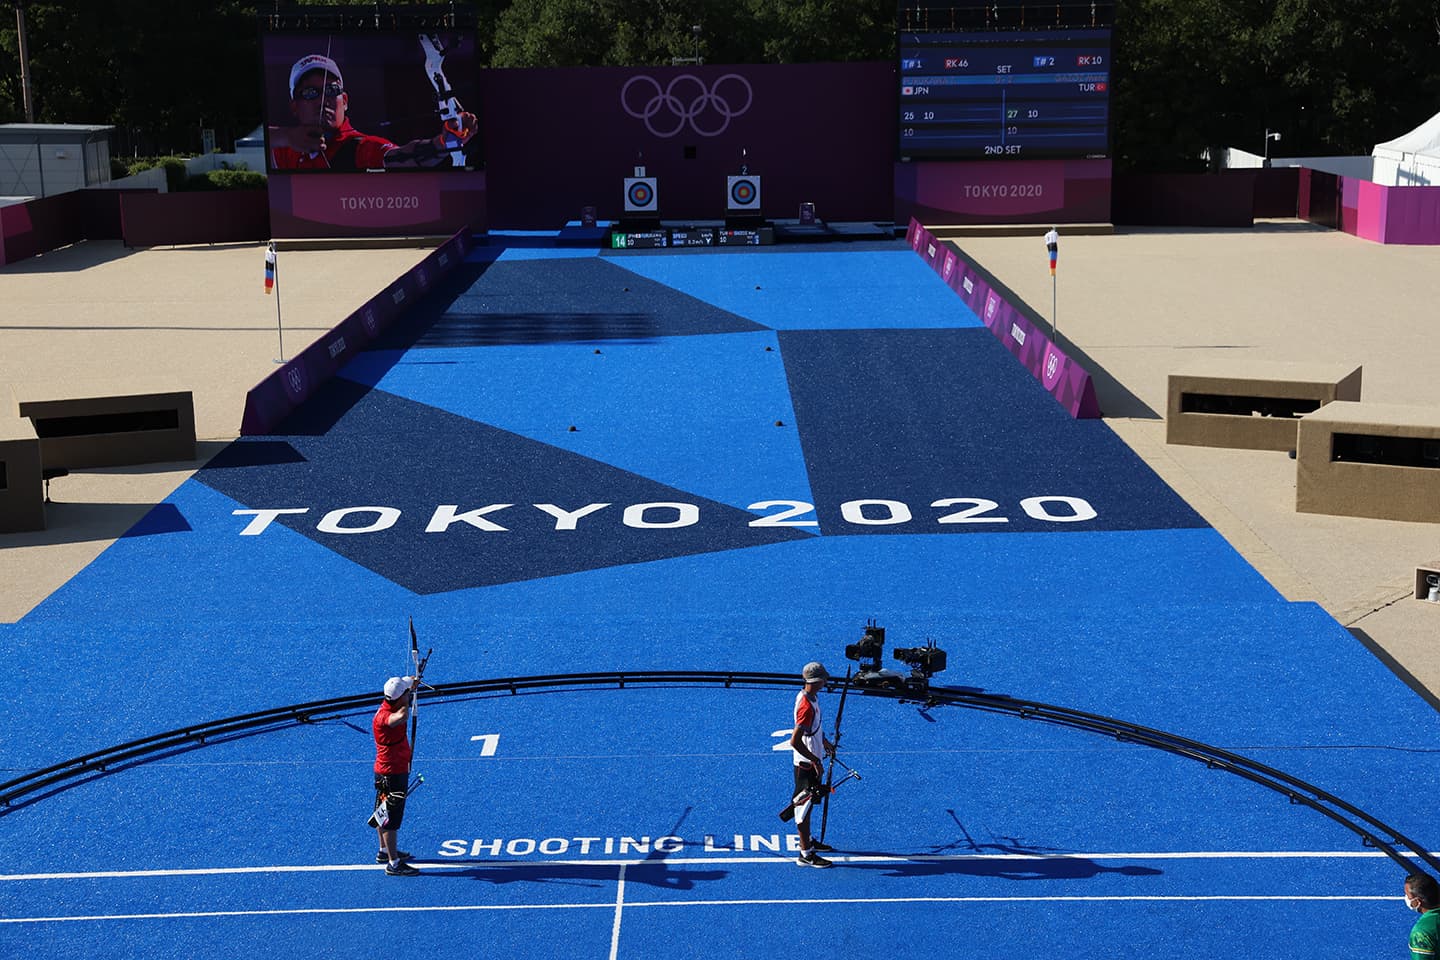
[1371,109,1440,186]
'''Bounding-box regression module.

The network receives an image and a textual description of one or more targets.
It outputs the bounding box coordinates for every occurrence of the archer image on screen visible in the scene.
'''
[264,31,480,173]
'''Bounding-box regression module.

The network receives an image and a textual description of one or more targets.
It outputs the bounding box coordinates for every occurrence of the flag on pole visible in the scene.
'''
[264,242,277,294]
[1044,227,1058,276]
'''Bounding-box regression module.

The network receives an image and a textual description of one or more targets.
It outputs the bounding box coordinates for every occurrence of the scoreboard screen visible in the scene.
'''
[898,28,1111,160]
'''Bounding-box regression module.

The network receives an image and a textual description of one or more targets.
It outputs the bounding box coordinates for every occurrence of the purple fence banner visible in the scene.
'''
[908,218,1100,418]
[240,228,472,435]
[895,159,1112,226]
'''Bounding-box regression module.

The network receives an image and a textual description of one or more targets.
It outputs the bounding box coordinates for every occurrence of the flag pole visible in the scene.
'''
[1044,227,1059,342]
[266,241,285,363]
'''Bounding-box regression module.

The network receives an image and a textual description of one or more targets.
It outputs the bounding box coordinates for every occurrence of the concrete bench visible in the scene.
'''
[1415,563,1440,604]
[14,383,195,470]
[1296,401,1440,523]
[0,387,45,533]
[1166,360,1362,451]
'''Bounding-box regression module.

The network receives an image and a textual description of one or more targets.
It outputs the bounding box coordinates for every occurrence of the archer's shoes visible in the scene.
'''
[810,841,835,853]
[385,860,421,876]
[796,851,833,868]
[376,850,413,864]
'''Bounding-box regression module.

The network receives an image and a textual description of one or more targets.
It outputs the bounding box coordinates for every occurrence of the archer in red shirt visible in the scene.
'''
[372,675,419,876]
[269,53,477,171]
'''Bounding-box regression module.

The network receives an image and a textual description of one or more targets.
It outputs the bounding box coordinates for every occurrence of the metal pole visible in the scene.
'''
[271,245,286,363]
[1044,226,1059,341]
[1052,273,1058,341]
[16,2,35,123]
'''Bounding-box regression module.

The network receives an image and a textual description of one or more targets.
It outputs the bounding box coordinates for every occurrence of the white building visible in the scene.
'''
[1371,110,1440,187]
[0,124,115,199]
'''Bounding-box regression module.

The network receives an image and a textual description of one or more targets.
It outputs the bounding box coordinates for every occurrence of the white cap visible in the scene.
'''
[289,54,344,97]
[383,676,413,701]
[802,661,829,682]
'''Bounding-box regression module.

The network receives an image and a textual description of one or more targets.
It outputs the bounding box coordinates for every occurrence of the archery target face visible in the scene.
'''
[726,175,761,212]
[624,177,659,213]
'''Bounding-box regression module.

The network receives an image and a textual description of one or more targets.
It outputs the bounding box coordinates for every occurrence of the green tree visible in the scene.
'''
[1111,0,1440,170]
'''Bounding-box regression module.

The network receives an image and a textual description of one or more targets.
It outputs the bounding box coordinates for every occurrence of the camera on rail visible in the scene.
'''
[844,623,885,667]
[893,643,947,678]
[846,620,908,690]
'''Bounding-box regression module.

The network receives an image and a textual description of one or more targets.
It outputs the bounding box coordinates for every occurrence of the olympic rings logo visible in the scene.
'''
[621,74,754,138]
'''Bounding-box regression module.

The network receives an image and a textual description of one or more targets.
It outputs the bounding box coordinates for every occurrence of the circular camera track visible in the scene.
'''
[3,669,1433,876]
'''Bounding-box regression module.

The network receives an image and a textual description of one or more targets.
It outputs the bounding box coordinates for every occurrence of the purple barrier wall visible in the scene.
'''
[1251,167,1299,218]
[267,171,486,239]
[481,63,896,228]
[1355,179,1385,241]
[0,191,89,266]
[893,159,1111,225]
[1298,168,1341,228]
[1340,176,1361,236]
[120,191,270,246]
[240,228,472,435]
[1332,177,1440,245]
[906,218,1100,418]
[1112,173,1254,227]
[83,190,136,241]
[1382,183,1440,243]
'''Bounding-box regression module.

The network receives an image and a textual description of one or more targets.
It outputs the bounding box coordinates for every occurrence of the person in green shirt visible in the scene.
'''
[1406,873,1440,958]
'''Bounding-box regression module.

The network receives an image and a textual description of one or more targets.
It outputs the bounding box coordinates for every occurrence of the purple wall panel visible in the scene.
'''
[480,63,896,228]
[1300,170,1440,245]
[267,171,487,239]
[1112,173,1253,227]
[1251,167,1299,218]
[0,192,88,265]
[894,158,1111,224]
[1340,176,1361,236]
[1383,185,1440,244]
[908,219,1099,418]
[1355,179,1385,241]
[240,230,471,435]
[120,191,270,246]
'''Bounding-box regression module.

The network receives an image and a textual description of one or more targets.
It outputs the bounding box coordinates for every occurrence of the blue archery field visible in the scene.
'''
[1,240,1435,959]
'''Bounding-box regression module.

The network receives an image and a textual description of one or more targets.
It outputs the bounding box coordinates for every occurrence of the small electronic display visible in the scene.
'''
[610,231,669,249]
[670,229,716,247]
[718,229,763,246]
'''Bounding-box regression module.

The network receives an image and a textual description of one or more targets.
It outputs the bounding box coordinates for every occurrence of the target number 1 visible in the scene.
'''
[470,734,500,756]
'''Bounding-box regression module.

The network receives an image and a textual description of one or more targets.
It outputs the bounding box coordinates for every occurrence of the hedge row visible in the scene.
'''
[111,156,265,191]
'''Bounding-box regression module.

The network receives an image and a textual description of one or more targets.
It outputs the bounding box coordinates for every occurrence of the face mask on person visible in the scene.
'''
[1407,893,1424,912]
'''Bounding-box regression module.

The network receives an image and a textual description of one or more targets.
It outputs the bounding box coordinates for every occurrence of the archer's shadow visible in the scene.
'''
[840,852,1162,881]
[435,859,729,891]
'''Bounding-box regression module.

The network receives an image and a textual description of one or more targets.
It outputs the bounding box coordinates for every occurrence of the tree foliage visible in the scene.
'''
[0,0,1437,169]
[1111,0,1440,169]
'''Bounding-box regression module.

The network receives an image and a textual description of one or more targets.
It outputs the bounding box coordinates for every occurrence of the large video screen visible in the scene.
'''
[262,32,480,173]
[898,27,1112,160]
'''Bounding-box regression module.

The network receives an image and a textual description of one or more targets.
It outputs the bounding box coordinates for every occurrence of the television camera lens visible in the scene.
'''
[892,645,947,677]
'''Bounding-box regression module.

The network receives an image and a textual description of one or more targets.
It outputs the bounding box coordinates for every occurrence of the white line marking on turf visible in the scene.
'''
[609,863,627,960]
[0,850,1412,882]
[0,895,1401,925]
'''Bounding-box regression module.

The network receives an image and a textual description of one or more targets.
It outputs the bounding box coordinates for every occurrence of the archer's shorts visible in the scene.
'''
[373,772,408,830]
[793,764,822,826]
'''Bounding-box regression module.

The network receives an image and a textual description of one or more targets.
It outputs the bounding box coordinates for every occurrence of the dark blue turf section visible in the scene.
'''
[196,377,811,593]
[779,328,1204,533]
[2,241,1436,960]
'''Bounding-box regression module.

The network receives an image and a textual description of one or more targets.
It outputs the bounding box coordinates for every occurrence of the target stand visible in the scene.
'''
[725,174,765,228]
[618,175,661,233]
